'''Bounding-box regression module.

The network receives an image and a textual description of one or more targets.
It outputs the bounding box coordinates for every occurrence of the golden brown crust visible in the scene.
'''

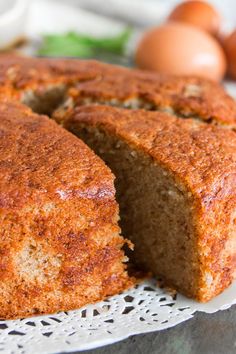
[65,105,236,198]
[68,73,236,128]
[61,104,236,301]
[0,55,236,127]
[0,101,116,209]
[0,100,133,319]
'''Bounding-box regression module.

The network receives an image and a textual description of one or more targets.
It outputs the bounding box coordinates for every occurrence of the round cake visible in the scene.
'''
[0,55,235,317]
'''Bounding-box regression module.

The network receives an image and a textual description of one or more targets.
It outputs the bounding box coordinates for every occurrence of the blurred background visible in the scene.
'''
[2,0,236,94]
[56,0,236,28]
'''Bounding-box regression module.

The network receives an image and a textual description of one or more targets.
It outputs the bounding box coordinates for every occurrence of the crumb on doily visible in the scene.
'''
[156,278,177,299]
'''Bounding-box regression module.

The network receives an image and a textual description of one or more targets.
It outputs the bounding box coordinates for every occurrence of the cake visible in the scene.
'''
[1,55,236,127]
[0,55,235,308]
[0,99,132,319]
[58,104,236,302]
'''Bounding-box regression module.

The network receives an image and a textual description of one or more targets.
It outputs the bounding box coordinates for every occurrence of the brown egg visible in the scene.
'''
[222,30,236,79]
[135,22,226,81]
[168,0,221,36]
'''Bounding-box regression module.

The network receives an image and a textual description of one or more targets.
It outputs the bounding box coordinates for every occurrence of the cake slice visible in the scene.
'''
[56,104,236,302]
[0,100,132,319]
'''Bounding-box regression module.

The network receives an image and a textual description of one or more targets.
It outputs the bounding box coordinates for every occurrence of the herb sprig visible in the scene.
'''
[37,28,132,58]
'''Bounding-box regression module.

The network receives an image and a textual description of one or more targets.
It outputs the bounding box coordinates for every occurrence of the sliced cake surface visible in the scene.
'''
[0,100,131,319]
[57,104,236,302]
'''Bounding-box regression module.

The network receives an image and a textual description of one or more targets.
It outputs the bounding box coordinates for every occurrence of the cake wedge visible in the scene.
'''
[57,104,236,302]
[0,100,132,319]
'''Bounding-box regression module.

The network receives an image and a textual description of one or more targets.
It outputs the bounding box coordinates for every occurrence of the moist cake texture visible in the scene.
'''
[0,55,235,309]
[57,105,236,302]
[0,100,132,319]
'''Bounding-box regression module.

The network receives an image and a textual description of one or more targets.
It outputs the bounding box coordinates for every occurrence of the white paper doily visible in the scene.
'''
[1,278,236,354]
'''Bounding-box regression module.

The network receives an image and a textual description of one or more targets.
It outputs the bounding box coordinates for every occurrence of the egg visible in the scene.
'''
[135,22,226,81]
[168,0,221,36]
[222,30,236,79]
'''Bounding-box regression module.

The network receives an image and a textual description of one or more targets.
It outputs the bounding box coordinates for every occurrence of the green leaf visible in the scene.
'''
[37,28,132,58]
